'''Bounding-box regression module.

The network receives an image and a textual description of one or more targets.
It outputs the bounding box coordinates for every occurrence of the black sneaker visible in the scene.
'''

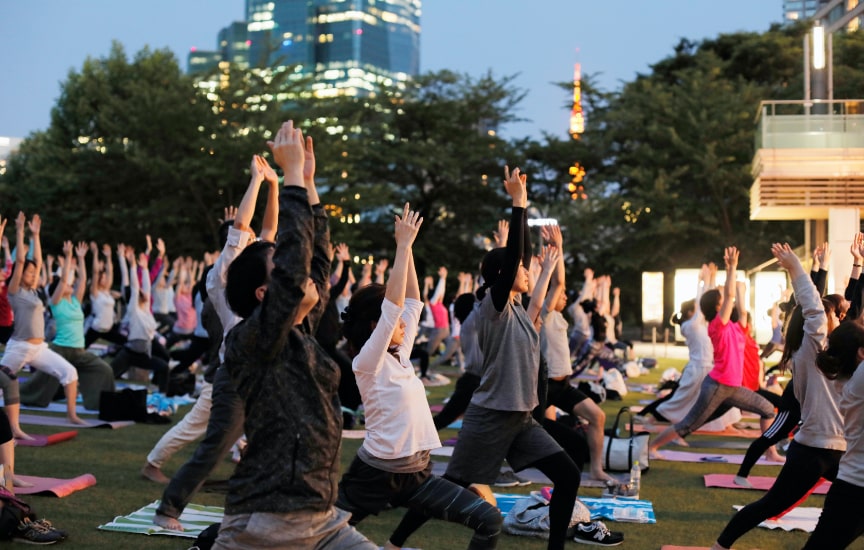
[573,521,624,546]
[492,470,532,487]
[33,519,67,540]
[14,517,65,545]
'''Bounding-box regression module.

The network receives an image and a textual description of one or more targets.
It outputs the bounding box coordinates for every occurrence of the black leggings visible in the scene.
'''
[717,440,841,548]
[803,478,864,549]
[388,451,579,550]
[737,381,799,478]
[339,459,501,550]
[433,373,480,430]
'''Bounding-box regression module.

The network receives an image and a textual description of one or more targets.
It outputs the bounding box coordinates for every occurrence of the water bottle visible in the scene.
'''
[629,460,641,498]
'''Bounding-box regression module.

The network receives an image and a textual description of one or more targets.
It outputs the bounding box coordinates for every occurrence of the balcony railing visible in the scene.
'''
[755,99,864,149]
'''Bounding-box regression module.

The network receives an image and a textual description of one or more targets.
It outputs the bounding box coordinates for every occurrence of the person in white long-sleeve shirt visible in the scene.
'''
[337,203,501,550]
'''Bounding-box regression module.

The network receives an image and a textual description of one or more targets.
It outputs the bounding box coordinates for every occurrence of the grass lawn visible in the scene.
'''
[14,354,827,549]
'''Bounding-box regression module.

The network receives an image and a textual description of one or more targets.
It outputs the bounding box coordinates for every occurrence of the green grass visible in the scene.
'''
[16,357,827,549]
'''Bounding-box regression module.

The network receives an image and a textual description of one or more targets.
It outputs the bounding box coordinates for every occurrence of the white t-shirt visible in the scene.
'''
[541,308,572,379]
[354,298,440,460]
[90,290,116,332]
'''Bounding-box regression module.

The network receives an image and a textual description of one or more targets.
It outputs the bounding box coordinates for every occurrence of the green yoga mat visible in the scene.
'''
[98,500,223,538]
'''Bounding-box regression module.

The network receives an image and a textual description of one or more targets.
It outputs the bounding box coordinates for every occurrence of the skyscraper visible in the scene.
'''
[783,0,832,22]
[191,0,421,97]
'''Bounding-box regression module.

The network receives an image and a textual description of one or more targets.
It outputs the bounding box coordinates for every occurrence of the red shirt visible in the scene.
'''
[741,327,761,391]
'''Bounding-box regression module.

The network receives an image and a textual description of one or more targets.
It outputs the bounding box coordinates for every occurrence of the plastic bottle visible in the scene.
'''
[629,460,641,498]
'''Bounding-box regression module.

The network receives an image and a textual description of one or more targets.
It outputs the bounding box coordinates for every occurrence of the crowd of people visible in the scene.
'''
[2,120,864,548]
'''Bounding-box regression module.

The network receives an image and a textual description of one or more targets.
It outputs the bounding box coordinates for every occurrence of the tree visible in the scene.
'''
[309,70,528,276]
[1,42,307,254]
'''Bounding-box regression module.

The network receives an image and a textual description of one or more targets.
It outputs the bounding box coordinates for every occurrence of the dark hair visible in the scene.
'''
[225,241,275,319]
[453,293,476,324]
[579,299,597,314]
[824,294,847,319]
[671,299,696,326]
[778,304,804,372]
[476,247,507,300]
[816,321,864,380]
[700,289,721,322]
[341,284,386,356]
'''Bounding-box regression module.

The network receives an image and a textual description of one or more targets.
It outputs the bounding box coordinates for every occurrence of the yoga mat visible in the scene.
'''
[445,419,462,430]
[429,404,444,413]
[98,500,224,538]
[430,463,626,489]
[19,413,134,429]
[15,474,96,498]
[652,450,782,466]
[731,504,821,532]
[494,493,656,523]
[19,402,96,415]
[705,474,830,495]
[15,430,78,447]
[686,439,752,450]
[341,429,366,439]
[641,423,761,439]
[443,436,458,446]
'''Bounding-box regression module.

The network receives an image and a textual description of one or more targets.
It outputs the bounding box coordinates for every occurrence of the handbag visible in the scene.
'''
[98,388,148,422]
[601,407,649,472]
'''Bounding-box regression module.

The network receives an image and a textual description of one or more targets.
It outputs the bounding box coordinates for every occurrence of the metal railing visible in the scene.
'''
[755,99,864,150]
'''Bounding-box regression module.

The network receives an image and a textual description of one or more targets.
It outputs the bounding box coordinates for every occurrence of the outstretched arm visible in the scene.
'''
[489,165,527,312]
[541,224,565,311]
[7,213,24,295]
[259,157,280,242]
[74,241,87,303]
[718,246,739,324]
[527,245,560,328]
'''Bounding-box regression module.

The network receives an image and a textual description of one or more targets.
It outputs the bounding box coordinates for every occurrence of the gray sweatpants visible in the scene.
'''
[674,376,775,438]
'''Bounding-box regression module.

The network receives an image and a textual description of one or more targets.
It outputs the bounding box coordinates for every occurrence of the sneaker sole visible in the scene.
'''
[573,537,624,547]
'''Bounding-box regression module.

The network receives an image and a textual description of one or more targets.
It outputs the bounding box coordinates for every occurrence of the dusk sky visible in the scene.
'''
[1,1,783,140]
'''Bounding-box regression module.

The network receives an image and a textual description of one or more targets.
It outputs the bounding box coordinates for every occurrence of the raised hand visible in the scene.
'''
[138,252,149,268]
[724,246,739,268]
[335,243,350,262]
[62,240,73,258]
[117,243,126,257]
[303,135,315,185]
[855,233,864,262]
[28,214,41,235]
[75,241,88,259]
[771,243,800,272]
[493,219,509,248]
[224,206,238,223]
[1,236,8,250]
[437,266,447,279]
[266,120,305,185]
[540,244,560,271]
[250,154,266,185]
[0,215,6,239]
[375,258,389,276]
[503,165,527,208]
[102,243,112,257]
[89,241,98,256]
[394,203,423,249]
[145,234,153,254]
[15,212,25,233]
[156,238,166,258]
[257,155,278,185]
[542,224,563,248]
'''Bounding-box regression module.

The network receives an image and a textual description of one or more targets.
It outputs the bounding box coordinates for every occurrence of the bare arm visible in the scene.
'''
[430,266,447,304]
[259,159,280,242]
[718,246,739,324]
[7,213,24,295]
[527,245,560,328]
[74,241,87,303]
[52,241,73,305]
[384,204,423,309]
[541,225,565,311]
[29,214,42,285]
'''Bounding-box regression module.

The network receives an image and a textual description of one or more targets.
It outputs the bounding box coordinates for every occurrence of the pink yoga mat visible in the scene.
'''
[704,473,830,495]
[429,404,444,413]
[15,474,97,498]
[15,430,78,447]
[641,423,761,439]
[652,450,782,466]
